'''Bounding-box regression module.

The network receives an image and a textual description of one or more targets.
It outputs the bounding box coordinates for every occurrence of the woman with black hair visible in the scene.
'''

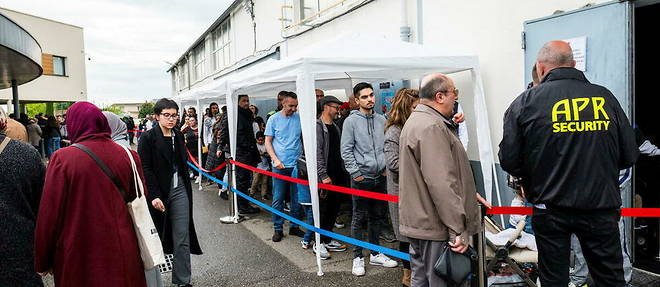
[138,98,202,287]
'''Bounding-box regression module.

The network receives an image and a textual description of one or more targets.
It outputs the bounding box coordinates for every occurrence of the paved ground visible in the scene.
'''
[41,176,660,287]
[161,181,401,286]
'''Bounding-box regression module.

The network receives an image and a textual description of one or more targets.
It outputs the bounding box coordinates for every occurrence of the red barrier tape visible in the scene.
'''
[226,158,660,217]
[128,130,146,133]
[187,151,227,173]
[486,207,534,216]
[229,160,399,202]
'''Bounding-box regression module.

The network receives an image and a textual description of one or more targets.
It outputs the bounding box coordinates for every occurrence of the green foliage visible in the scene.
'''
[101,105,123,115]
[55,102,74,111]
[138,102,155,118]
[26,103,46,117]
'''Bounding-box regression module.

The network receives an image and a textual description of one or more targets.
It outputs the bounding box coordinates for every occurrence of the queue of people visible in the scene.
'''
[0,39,643,287]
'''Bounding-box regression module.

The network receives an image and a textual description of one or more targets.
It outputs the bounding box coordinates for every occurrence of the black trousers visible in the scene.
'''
[235,165,252,210]
[532,207,625,287]
[319,175,346,243]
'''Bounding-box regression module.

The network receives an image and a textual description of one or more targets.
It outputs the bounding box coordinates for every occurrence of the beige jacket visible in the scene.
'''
[398,104,480,241]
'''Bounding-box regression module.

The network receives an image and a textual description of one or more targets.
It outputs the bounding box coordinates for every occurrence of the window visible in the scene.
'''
[192,43,205,81]
[178,61,188,90]
[212,21,232,71]
[53,56,66,76]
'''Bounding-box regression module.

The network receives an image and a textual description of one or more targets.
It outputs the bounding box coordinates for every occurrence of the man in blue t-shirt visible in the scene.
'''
[265,91,304,242]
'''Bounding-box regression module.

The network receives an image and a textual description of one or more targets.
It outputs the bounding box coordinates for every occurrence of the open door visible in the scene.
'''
[522,0,641,272]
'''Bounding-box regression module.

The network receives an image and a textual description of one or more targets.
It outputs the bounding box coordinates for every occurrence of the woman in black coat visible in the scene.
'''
[137,99,202,286]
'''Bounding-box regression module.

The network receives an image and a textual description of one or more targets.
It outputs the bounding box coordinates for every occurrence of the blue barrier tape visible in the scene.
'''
[188,162,411,261]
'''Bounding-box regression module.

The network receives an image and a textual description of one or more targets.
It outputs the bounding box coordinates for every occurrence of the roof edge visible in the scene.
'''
[167,0,242,72]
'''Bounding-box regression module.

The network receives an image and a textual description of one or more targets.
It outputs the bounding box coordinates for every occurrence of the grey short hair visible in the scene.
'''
[537,42,574,66]
[419,74,450,100]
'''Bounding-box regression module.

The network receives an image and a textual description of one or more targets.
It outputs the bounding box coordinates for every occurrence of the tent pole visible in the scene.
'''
[296,66,324,276]
[197,98,204,191]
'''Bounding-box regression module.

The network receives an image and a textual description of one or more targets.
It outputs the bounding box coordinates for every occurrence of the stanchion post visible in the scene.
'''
[219,157,243,224]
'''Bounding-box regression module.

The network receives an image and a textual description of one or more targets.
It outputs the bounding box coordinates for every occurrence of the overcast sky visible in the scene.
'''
[0,0,232,106]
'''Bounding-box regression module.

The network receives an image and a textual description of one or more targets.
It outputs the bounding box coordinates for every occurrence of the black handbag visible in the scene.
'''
[433,243,477,286]
[296,157,308,180]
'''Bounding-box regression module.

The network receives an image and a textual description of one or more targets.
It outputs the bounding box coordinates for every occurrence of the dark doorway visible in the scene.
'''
[633,1,660,275]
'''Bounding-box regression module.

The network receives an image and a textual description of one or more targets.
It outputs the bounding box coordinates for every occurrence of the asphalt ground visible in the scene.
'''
[40,175,659,287]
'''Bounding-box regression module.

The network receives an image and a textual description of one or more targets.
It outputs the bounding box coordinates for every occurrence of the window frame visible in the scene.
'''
[52,55,66,76]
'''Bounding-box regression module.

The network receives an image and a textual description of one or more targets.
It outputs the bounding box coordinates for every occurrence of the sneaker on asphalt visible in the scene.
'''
[324,240,347,252]
[379,230,397,243]
[334,220,345,229]
[300,240,312,249]
[313,243,331,260]
[289,227,305,237]
[272,231,284,242]
[352,257,366,276]
[219,190,229,200]
[369,253,398,268]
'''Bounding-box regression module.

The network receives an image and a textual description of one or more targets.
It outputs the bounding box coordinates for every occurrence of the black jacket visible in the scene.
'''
[220,106,260,166]
[499,67,638,210]
[137,126,202,255]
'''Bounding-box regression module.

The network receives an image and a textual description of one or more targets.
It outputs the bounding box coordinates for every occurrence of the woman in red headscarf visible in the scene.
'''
[34,102,147,286]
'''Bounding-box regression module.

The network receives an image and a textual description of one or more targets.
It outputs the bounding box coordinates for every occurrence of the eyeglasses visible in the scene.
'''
[327,104,340,110]
[160,113,179,119]
[441,88,459,97]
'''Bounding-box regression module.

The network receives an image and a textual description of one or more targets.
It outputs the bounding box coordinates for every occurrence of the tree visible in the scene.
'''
[26,103,47,117]
[138,102,155,119]
[101,105,123,115]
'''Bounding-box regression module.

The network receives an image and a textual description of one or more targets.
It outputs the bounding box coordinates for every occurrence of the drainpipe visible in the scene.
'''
[400,0,411,88]
[400,0,411,42]
[416,0,423,44]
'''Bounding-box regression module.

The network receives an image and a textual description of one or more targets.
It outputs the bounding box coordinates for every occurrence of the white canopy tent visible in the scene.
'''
[214,34,502,275]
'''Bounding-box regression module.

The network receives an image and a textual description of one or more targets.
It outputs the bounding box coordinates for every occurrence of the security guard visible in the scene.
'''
[499,40,639,287]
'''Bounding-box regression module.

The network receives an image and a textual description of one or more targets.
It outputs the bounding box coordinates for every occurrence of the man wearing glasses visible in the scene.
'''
[138,98,203,287]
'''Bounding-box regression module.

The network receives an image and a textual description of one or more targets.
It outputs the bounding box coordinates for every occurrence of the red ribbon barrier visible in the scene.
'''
[128,130,146,133]
[229,160,399,202]
[486,206,534,215]
[224,158,660,217]
[187,151,227,173]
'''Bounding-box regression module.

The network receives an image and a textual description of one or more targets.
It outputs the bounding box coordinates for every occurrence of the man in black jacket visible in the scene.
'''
[221,94,260,214]
[499,40,638,287]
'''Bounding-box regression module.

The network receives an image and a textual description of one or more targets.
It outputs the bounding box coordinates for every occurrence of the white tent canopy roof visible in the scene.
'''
[229,34,481,96]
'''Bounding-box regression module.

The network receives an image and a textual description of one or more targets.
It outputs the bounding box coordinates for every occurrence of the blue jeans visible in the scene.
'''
[46,137,61,157]
[302,205,314,243]
[271,167,302,232]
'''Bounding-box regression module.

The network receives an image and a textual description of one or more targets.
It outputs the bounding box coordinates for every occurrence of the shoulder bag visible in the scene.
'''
[72,143,166,269]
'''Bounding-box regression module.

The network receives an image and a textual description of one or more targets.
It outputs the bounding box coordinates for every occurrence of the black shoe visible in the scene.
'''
[219,190,229,200]
[289,227,305,237]
[239,206,260,215]
[262,194,270,200]
[272,231,284,242]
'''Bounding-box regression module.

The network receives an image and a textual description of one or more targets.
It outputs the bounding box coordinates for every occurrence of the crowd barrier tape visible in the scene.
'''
[482,206,660,217]
[186,151,227,173]
[229,159,660,217]
[229,160,399,202]
[187,161,412,261]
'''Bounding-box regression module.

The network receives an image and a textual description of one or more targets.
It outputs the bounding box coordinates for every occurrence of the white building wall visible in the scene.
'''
[170,0,614,160]
[0,8,87,103]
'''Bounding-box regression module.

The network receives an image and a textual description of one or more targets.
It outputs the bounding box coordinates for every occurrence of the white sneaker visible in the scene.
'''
[324,240,347,252]
[369,253,398,268]
[313,243,331,260]
[352,257,365,276]
[334,221,345,229]
[195,176,201,184]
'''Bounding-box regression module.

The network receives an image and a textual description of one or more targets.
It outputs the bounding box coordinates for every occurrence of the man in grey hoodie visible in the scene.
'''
[341,82,398,277]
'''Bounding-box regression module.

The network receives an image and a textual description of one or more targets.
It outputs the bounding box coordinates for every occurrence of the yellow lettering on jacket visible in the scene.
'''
[571,98,590,121]
[592,97,610,120]
[552,99,571,122]
[552,123,561,133]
